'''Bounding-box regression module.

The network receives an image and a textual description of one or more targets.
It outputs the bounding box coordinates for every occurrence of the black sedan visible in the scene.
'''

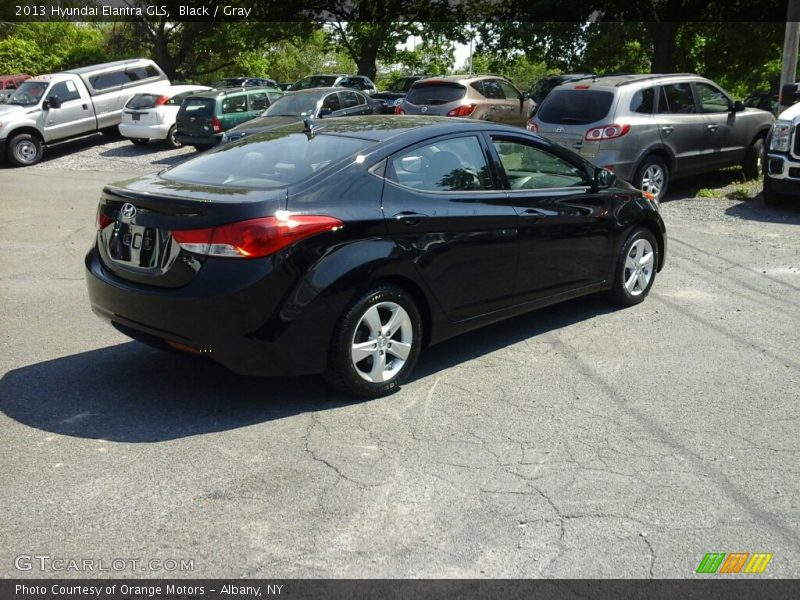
[86,116,666,398]
[222,87,383,142]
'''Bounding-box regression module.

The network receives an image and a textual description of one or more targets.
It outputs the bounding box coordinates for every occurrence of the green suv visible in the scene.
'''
[175,87,283,150]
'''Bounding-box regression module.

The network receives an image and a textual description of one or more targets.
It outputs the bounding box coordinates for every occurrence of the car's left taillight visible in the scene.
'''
[96,207,112,230]
[171,213,344,259]
[447,104,476,117]
[584,124,630,141]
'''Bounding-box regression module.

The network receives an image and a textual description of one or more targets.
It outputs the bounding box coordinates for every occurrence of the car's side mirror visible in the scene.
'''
[594,167,616,189]
[44,95,60,109]
[781,83,800,106]
[521,91,530,101]
[732,100,745,112]
[317,107,332,118]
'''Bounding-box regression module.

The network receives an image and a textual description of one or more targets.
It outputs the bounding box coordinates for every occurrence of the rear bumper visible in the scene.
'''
[119,122,170,141]
[84,246,331,377]
[174,132,223,148]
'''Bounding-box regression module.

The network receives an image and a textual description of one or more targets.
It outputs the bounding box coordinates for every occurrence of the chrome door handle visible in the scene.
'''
[661,126,674,134]
[393,211,429,226]
[707,124,718,132]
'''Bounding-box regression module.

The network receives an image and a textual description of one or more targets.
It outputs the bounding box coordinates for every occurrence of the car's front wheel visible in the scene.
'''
[742,136,764,180]
[165,126,182,149]
[608,227,659,306]
[634,156,669,202]
[325,286,422,398]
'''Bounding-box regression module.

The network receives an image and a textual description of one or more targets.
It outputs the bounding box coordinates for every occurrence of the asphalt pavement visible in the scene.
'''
[1,157,799,578]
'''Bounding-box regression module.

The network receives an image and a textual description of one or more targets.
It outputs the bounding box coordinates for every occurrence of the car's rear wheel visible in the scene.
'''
[130,138,149,146]
[742,137,764,180]
[325,286,422,398]
[607,227,658,306]
[165,126,182,149]
[7,133,43,167]
[192,144,212,152]
[634,156,669,202]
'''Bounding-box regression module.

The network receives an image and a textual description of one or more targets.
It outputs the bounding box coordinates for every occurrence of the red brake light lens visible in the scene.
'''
[96,207,112,230]
[394,105,405,115]
[154,95,170,106]
[446,103,476,117]
[526,119,539,133]
[211,116,222,132]
[171,214,344,259]
[584,124,631,141]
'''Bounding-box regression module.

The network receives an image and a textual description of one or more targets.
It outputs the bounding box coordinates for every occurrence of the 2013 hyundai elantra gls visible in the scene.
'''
[86,116,666,398]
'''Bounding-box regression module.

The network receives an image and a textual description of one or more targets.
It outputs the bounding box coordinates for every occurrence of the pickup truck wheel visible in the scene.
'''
[742,137,764,180]
[165,126,182,149]
[130,138,149,146]
[762,176,784,207]
[8,133,43,167]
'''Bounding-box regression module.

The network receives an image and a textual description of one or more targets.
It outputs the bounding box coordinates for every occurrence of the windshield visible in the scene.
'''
[293,76,338,90]
[7,81,48,106]
[162,132,374,189]
[264,94,319,117]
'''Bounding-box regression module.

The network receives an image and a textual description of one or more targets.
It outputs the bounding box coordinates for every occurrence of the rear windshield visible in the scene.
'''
[537,89,614,124]
[161,132,374,189]
[293,76,338,90]
[405,83,466,105]
[126,94,161,109]
[179,97,215,116]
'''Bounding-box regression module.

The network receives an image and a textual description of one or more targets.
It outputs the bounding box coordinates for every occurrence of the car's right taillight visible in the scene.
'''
[211,116,222,133]
[770,120,792,152]
[526,119,538,132]
[154,95,170,106]
[585,124,630,141]
[171,213,344,259]
[394,105,405,115]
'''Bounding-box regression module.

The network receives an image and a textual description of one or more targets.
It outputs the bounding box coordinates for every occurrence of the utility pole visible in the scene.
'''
[779,0,800,110]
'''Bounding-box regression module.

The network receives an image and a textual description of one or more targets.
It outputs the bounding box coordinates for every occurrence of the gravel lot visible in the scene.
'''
[1,144,799,579]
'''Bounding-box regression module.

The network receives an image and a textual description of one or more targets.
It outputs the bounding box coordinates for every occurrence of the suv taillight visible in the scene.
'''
[211,116,222,132]
[171,213,344,259]
[526,119,538,133]
[447,104,476,117]
[394,105,405,115]
[585,124,630,141]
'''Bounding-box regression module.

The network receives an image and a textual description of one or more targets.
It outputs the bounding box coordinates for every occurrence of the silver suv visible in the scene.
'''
[528,74,774,200]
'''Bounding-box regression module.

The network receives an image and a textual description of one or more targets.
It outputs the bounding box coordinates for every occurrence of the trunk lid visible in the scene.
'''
[176,96,217,136]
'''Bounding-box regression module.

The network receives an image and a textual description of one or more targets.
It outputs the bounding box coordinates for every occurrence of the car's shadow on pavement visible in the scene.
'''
[0,295,618,443]
[725,192,800,224]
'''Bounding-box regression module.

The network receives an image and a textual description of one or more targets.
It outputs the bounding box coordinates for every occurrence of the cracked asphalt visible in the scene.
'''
[1,149,799,578]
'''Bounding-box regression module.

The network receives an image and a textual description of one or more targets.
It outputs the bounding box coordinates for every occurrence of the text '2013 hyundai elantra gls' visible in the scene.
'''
[86,116,666,397]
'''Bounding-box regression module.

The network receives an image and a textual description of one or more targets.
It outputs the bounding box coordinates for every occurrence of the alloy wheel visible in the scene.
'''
[624,239,655,296]
[350,301,413,383]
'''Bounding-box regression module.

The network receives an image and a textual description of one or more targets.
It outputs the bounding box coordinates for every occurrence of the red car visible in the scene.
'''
[0,74,31,102]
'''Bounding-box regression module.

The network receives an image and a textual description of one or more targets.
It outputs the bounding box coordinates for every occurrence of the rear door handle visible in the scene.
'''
[521,208,547,218]
[393,211,429,226]
[661,125,674,134]
[707,124,718,132]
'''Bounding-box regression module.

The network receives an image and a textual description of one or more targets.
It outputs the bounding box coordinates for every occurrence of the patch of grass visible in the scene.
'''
[696,188,719,198]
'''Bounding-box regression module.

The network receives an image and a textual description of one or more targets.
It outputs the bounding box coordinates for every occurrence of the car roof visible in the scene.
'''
[285,87,367,97]
[190,86,278,98]
[133,84,210,96]
[563,73,701,89]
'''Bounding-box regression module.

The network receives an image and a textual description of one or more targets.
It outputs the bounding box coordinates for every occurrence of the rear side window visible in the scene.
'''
[480,80,505,99]
[406,83,466,105]
[537,89,614,124]
[658,83,696,114]
[165,91,196,106]
[340,90,364,108]
[90,70,129,90]
[180,97,215,116]
[126,66,159,81]
[630,87,656,114]
[222,95,247,113]
[163,132,374,189]
[248,92,269,111]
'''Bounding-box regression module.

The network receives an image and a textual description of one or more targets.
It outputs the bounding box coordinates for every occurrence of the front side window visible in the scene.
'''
[49,80,81,103]
[695,82,731,113]
[498,80,521,101]
[222,95,247,113]
[492,138,589,189]
[389,136,491,192]
[248,92,269,111]
[321,93,341,112]
[658,83,696,114]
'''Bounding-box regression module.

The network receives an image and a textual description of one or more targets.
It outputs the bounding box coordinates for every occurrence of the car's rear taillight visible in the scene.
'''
[584,124,631,141]
[446,104,476,117]
[96,207,112,230]
[526,119,539,133]
[154,95,170,106]
[211,116,222,132]
[394,105,405,115]
[171,213,344,259]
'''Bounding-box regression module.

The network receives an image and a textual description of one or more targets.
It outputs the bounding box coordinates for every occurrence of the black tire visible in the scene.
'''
[165,125,182,149]
[762,176,783,207]
[742,137,764,180]
[324,286,423,398]
[192,145,212,152]
[607,227,659,307]
[633,155,670,202]
[101,126,121,137]
[7,133,43,167]
[130,138,149,146]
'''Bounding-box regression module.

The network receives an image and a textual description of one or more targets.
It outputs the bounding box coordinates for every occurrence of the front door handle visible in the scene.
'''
[661,125,674,134]
[393,211,429,226]
[707,124,718,132]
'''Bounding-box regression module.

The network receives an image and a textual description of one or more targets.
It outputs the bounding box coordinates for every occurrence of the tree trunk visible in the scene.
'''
[356,40,380,80]
[648,21,680,73]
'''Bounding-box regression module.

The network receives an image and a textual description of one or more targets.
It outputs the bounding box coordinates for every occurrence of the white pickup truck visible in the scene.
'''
[0,58,168,167]
[763,83,800,205]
